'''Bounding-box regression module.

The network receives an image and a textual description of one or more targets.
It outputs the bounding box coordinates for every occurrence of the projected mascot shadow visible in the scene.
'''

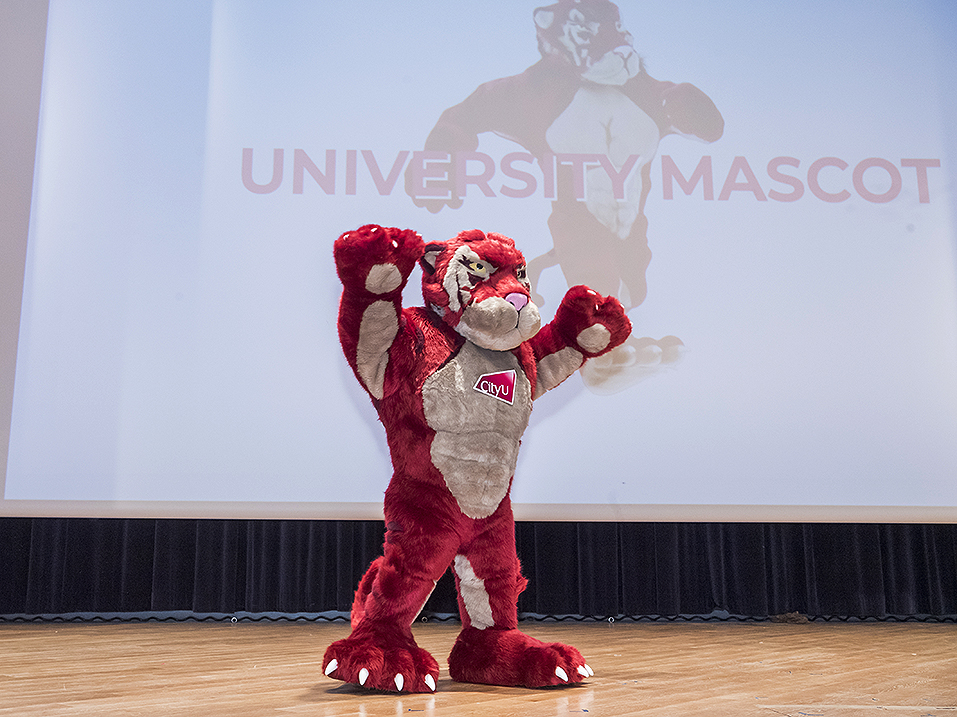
[406,0,723,393]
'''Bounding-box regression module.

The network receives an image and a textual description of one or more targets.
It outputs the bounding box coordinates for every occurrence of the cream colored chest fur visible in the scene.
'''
[422,341,533,519]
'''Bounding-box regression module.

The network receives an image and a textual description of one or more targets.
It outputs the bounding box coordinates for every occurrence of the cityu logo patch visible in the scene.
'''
[473,370,516,405]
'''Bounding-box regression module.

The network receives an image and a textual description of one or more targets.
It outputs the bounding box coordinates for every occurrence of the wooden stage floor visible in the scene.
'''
[1,620,954,716]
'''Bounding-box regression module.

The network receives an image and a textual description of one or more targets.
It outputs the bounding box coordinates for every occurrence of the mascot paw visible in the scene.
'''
[554,285,631,357]
[448,627,593,688]
[333,224,424,293]
[580,335,686,395]
[322,627,439,693]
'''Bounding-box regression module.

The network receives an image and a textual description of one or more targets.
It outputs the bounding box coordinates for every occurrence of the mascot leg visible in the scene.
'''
[447,499,593,687]
[546,198,652,311]
[547,200,685,393]
[349,556,382,629]
[322,497,459,693]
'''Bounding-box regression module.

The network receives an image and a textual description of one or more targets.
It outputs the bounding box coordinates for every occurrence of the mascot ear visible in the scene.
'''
[534,7,555,29]
[421,243,444,275]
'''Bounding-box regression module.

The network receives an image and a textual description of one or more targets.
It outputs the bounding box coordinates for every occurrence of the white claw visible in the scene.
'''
[577,665,589,678]
[424,674,436,692]
[324,659,338,676]
[556,666,569,682]
[358,668,369,686]
[585,664,595,677]
[394,673,404,692]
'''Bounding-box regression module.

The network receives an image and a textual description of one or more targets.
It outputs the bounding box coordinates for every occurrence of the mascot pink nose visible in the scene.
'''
[505,293,528,312]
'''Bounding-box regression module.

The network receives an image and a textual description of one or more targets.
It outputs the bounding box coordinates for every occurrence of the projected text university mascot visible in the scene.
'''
[324,224,630,692]
[406,0,723,393]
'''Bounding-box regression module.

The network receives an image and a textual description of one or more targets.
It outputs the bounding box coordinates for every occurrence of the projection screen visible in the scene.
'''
[2,0,956,522]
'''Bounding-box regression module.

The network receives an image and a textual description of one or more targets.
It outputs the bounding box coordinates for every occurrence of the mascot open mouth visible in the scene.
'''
[534,0,641,85]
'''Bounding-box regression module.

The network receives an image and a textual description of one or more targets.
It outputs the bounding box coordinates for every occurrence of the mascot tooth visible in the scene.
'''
[323,224,631,692]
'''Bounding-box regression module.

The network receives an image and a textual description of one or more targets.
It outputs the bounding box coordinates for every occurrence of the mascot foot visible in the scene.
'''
[580,334,685,395]
[448,626,593,688]
[322,624,439,693]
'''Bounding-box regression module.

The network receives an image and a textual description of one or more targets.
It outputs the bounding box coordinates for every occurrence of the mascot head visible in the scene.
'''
[533,0,642,85]
[421,230,541,351]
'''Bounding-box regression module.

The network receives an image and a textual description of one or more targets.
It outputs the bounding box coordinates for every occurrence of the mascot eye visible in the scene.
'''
[464,259,494,281]
[515,266,528,283]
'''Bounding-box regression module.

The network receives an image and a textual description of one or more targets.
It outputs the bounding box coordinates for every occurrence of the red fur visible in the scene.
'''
[323,225,629,692]
[449,627,586,687]
[531,284,633,360]
[421,229,529,327]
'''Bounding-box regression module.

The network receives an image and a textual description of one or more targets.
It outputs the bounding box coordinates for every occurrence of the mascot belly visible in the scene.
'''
[545,82,662,308]
[323,224,631,692]
[424,341,531,519]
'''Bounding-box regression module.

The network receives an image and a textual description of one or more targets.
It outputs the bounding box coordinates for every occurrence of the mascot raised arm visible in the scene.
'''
[323,224,630,692]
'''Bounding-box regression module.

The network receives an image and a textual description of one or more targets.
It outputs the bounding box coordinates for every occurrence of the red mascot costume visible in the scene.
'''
[323,224,630,692]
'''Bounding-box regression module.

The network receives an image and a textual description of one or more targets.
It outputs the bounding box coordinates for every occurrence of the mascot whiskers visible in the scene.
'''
[324,224,630,692]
